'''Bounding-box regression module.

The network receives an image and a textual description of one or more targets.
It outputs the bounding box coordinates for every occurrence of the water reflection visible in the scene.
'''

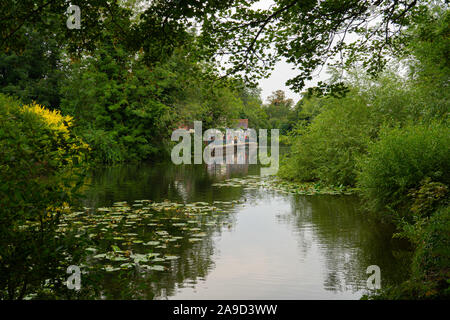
[77,162,409,299]
[284,196,410,296]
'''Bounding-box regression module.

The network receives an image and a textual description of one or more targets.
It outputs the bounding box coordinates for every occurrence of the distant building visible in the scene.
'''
[233,119,248,129]
[177,122,195,133]
[177,124,189,130]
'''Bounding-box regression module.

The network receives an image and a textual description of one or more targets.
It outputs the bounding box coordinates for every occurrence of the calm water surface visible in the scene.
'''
[80,162,410,299]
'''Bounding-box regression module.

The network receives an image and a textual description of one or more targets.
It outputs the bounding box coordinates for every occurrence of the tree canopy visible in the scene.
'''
[2,1,441,95]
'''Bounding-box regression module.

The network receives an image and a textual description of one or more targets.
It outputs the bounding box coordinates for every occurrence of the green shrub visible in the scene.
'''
[80,127,125,163]
[409,178,448,217]
[357,122,450,218]
[378,207,450,299]
[279,91,375,186]
[60,41,173,163]
[412,207,450,298]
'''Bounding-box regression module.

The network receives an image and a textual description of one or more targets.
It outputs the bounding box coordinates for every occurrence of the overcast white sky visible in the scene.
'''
[253,0,364,104]
[258,59,323,104]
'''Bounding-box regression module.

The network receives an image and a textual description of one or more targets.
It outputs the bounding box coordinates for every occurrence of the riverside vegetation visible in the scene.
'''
[278,10,450,299]
[0,1,448,299]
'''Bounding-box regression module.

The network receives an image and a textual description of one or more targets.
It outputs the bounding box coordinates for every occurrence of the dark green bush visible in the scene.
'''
[412,207,450,297]
[377,207,450,299]
[409,178,449,217]
[80,127,125,163]
[357,122,450,218]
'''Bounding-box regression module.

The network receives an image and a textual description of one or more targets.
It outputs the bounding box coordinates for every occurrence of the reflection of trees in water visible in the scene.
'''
[75,163,411,299]
[276,195,411,294]
[156,236,216,299]
[78,206,239,300]
[275,195,314,262]
[92,237,218,299]
[75,163,251,299]
[207,163,251,179]
[80,163,259,208]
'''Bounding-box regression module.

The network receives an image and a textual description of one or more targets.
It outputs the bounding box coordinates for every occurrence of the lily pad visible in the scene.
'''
[111,245,122,252]
[172,223,186,227]
[152,257,166,262]
[109,256,128,262]
[148,265,165,271]
[143,241,160,246]
[132,256,148,264]
[104,265,120,272]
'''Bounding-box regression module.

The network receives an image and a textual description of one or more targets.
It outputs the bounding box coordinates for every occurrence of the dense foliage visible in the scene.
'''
[357,123,450,218]
[279,7,449,299]
[279,90,374,186]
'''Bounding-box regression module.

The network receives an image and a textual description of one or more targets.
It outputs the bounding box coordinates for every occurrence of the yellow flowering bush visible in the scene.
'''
[21,103,73,133]
[16,101,90,169]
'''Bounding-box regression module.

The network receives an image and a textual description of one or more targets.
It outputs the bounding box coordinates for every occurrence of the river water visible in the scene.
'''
[79,162,410,299]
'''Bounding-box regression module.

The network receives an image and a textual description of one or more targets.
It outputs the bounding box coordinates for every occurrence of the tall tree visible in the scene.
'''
[265,90,296,133]
[0,30,63,108]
